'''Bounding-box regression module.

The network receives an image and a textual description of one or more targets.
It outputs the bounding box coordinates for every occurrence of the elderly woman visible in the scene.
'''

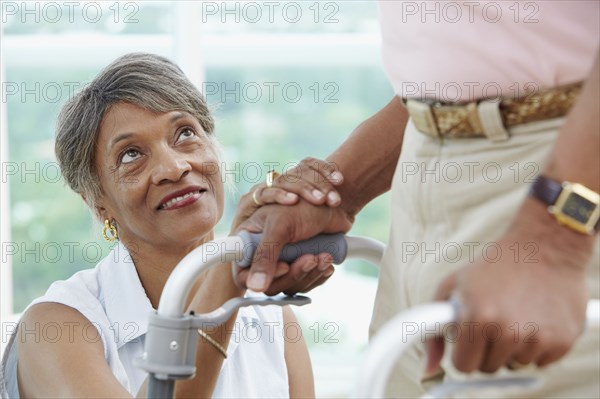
[0,53,340,398]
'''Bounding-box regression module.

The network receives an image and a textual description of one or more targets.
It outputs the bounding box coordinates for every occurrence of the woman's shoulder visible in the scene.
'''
[15,265,114,363]
[19,301,100,336]
[27,261,109,324]
[15,246,128,356]
[1,301,109,399]
[28,243,131,319]
[6,299,133,398]
[1,243,149,398]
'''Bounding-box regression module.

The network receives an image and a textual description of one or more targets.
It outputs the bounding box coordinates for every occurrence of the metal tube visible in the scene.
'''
[345,235,386,267]
[147,374,175,399]
[157,236,244,317]
[356,299,600,398]
[355,302,455,398]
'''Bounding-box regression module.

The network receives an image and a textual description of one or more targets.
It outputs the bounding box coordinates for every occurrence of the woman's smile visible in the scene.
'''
[157,186,208,211]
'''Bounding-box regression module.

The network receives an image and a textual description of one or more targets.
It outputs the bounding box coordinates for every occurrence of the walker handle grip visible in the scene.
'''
[236,231,348,268]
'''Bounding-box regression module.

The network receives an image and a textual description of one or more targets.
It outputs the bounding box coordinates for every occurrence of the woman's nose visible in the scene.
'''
[150,148,192,185]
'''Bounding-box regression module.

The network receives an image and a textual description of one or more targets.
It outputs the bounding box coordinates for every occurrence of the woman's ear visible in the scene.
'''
[95,206,108,222]
[82,193,107,222]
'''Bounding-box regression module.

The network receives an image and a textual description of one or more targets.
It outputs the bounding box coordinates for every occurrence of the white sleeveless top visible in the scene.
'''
[0,242,289,398]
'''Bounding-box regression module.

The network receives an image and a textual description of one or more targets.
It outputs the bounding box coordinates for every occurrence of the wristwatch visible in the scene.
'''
[529,175,600,235]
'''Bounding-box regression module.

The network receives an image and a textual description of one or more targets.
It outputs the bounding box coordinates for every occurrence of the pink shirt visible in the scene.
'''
[379,0,599,102]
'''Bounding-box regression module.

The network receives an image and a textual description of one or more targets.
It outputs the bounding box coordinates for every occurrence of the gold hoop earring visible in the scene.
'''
[102,219,118,242]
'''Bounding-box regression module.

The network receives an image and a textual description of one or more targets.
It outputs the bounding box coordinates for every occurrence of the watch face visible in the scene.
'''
[562,192,596,223]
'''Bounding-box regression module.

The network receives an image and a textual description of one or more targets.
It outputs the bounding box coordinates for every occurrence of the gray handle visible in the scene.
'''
[236,231,348,268]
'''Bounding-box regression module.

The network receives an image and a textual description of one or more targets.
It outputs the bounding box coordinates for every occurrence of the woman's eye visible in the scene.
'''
[176,128,196,143]
[121,149,141,164]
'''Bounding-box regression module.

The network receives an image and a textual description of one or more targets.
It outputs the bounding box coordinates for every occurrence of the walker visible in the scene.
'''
[134,232,600,398]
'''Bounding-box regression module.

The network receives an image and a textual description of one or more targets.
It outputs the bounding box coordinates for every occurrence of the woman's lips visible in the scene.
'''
[158,190,206,211]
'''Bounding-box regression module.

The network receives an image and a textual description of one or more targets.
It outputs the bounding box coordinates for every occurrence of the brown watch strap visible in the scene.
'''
[530,175,600,232]
[529,175,563,206]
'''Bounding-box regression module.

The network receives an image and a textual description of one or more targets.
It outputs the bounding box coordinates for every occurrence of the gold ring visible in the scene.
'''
[252,188,264,206]
[266,170,280,188]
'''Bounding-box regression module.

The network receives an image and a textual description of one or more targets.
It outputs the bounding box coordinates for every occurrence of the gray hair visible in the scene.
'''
[55,52,215,211]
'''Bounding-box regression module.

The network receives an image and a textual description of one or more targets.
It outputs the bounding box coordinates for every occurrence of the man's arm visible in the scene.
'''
[238,96,409,292]
[327,95,409,219]
[427,52,599,374]
[544,53,599,192]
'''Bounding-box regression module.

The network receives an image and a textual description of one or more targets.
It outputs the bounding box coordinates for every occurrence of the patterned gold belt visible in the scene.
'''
[404,82,582,141]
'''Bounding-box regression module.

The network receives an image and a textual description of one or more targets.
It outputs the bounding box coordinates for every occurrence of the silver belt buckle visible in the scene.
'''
[406,99,439,137]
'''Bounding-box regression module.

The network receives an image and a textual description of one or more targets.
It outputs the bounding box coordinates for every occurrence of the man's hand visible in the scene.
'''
[426,197,594,374]
[235,200,354,294]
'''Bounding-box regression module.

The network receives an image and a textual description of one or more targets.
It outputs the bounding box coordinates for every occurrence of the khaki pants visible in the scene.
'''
[369,117,600,398]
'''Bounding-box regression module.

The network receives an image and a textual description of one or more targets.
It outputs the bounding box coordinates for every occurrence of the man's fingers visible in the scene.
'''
[479,331,517,373]
[273,174,328,205]
[292,157,343,186]
[305,162,342,206]
[278,158,343,206]
[535,338,573,368]
[433,271,459,301]
[425,337,445,377]
[434,269,495,372]
[511,342,540,366]
[452,315,488,373]
[258,187,299,206]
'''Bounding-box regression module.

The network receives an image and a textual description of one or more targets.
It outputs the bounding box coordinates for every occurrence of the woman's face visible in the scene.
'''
[94,102,224,250]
